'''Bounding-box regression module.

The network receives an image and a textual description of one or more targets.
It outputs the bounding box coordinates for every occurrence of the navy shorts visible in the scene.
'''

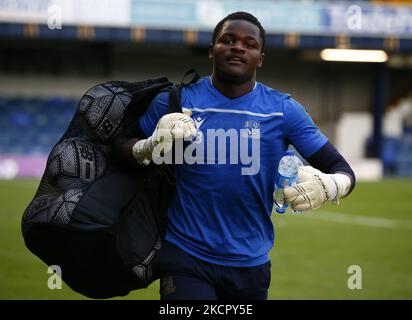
[156,241,271,300]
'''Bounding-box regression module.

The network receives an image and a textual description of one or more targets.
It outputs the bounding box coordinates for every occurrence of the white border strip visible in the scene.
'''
[182,107,283,118]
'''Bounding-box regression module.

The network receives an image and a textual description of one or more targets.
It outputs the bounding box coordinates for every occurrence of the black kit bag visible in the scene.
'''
[21,70,200,299]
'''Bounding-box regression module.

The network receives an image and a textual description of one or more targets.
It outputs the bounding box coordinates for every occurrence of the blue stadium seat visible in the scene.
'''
[394,135,412,177]
[381,137,401,175]
[0,96,78,155]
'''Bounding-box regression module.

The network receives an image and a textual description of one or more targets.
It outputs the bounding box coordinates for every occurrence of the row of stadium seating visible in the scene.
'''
[1,96,412,176]
[0,97,76,154]
[381,135,412,177]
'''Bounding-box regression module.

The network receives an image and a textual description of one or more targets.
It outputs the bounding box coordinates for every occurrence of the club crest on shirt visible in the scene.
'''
[192,116,204,144]
[244,120,261,139]
[193,116,205,130]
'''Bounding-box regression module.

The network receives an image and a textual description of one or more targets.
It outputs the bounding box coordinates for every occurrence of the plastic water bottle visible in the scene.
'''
[273,150,303,214]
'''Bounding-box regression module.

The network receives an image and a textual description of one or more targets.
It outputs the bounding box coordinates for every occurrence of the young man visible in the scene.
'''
[127,12,355,299]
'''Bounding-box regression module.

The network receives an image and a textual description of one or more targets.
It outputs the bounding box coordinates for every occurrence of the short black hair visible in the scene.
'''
[212,12,266,52]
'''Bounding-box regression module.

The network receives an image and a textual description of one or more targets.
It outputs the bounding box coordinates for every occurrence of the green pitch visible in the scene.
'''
[1,179,411,300]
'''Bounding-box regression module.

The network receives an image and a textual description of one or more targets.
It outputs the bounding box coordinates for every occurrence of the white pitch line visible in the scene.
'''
[294,211,412,230]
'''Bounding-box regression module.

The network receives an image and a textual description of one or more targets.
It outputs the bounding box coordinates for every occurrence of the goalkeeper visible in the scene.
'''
[117,12,355,300]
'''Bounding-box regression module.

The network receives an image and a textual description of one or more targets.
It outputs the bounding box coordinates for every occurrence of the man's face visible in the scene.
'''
[209,19,264,84]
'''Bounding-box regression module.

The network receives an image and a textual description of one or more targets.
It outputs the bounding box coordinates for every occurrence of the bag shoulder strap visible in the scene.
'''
[168,69,200,114]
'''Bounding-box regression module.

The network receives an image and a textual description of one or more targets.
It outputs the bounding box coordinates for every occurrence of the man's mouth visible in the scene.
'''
[227,55,246,64]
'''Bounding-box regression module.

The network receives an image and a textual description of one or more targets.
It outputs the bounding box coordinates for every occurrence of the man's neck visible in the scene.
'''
[210,74,256,99]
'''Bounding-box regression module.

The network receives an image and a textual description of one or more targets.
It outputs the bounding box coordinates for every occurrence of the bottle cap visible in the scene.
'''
[276,207,286,214]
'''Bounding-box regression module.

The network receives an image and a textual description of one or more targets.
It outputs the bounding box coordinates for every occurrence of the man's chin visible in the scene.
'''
[215,68,252,85]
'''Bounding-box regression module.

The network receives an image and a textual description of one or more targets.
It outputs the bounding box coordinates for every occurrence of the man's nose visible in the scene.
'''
[230,40,245,52]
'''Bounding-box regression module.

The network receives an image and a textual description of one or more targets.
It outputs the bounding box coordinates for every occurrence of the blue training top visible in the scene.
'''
[139,76,327,267]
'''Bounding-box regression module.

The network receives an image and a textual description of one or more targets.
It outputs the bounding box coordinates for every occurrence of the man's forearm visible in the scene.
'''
[112,137,141,169]
[283,141,356,211]
[306,141,356,196]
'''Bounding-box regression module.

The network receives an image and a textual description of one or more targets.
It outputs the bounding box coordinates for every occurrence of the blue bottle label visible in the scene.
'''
[275,173,297,188]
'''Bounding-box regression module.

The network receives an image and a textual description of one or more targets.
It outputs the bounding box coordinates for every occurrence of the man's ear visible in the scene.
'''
[258,52,265,68]
[208,43,214,59]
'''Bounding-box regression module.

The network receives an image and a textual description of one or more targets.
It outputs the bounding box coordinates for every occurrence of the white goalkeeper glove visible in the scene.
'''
[283,166,352,211]
[132,113,196,165]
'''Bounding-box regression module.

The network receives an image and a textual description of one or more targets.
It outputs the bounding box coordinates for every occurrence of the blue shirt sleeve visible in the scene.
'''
[139,91,169,137]
[283,97,328,158]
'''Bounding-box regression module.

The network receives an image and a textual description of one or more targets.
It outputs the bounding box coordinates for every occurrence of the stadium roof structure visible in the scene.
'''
[0,23,412,53]
[1,0,412,52]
